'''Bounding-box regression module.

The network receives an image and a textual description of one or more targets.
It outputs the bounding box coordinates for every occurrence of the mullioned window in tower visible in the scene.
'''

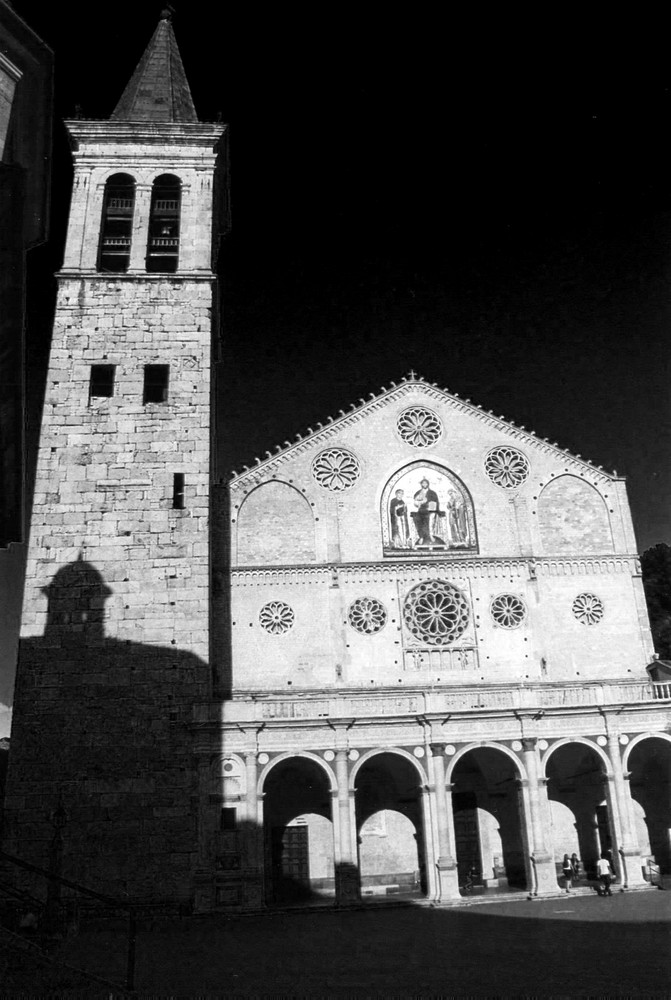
[146,174,181,273]
[97,173,135,273]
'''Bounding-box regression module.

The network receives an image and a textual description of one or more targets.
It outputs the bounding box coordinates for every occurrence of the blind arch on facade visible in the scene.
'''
[236,481,316,565]
[97,173,135,273]
[538,475,614,554]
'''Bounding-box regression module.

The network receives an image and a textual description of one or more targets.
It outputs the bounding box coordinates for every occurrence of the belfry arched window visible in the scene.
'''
[146,174,181,273]
[98,173,135,272]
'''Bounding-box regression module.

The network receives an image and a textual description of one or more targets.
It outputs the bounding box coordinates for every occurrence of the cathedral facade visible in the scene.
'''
[3,14,671,914]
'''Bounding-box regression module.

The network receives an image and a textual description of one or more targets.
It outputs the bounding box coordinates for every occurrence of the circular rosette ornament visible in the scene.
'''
[397,407,443,448]
[484,446,530,489]
[490,594,527,628]
[572,593,604,625]
[347,597,387,635]
[403,580,470,646]
[259,601,295,634]
[312,448,361,491]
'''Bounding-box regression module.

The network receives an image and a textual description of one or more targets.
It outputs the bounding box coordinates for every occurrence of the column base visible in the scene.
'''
[435,856,461,902]
[618,848,648,888]
[335,864,361,906]
[528,852,559,896]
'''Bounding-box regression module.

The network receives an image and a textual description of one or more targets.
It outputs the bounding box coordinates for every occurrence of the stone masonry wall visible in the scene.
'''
[4,275,213,902]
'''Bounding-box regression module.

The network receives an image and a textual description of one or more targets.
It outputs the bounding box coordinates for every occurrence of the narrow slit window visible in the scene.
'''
[220,807,237,831]
[89,364,115,398]
[146,174,181,273]
[98,173,135,273]
[143,364,169,404]
[172,473,185,509]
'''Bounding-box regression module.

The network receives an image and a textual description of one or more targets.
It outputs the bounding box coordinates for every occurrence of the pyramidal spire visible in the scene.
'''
[111,7,198,123]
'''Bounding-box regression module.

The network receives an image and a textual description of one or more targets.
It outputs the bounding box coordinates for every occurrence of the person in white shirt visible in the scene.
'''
[596,855,614,896]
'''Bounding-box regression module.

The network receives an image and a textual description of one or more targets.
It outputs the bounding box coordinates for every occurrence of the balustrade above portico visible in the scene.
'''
[194,679,671,727]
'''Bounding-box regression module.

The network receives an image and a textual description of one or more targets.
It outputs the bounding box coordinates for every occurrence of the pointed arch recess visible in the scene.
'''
[381,461,478,557]
[538,476,614,554]
[236,480,316,566]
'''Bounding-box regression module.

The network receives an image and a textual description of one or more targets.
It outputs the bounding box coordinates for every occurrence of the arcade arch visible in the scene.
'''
[262,756,335,904]
[545,741,613,879]
[626,736,671,873]
[354,751,428,898]
[450,746,527,890]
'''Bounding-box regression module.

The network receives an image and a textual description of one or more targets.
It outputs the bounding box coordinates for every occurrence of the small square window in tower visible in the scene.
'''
[143,364,170,404]
[146,174,181,273]
[89,364,115,398]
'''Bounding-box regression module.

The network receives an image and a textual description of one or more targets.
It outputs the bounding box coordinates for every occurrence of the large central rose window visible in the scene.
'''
[403,580,470,645]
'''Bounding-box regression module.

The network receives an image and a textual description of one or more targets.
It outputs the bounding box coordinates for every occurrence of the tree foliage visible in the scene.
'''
[641,543,671,660]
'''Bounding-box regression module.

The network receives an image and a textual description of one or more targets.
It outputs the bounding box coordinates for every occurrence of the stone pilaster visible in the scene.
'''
[605,734,646,888]
[521,738,558,895]
[429,744,460,902]
[334,749,359,904]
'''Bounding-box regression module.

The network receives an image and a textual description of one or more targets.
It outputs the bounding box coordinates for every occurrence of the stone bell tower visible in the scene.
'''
[3,12,227,903]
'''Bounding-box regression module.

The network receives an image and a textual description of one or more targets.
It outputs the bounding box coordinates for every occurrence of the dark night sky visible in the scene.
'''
[13,2,671,551]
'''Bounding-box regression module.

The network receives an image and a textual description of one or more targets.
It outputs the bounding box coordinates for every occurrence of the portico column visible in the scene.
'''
[605,735,646,888]
[243,752,265,905]
[521,738,558,895]
[245,752,259,825]
[429,744,461,902]
[335,750,360,904]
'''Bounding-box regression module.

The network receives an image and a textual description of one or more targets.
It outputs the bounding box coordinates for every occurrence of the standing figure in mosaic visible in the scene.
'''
[389,489,411,548]
[412,478,445,546]
[447,489,468,545]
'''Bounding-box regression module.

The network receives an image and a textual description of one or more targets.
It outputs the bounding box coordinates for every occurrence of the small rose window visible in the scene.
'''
[490,594,527,628]
[484,447,530,489]
[397,406,443,448]
[312,448,361,491]
[572,593,604,625]
[259,601,295,634]
[348,597,387,635]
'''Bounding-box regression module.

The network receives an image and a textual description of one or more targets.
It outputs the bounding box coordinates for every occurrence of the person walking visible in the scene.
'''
[596,854,614,896]
[562,853,574,893]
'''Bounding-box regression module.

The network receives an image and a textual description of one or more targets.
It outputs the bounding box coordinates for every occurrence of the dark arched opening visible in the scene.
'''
[628,737,671,874]
[451,747,527,891]
[262,757,334,905]
[98,173,135,272]
[146,174,181,273]
[546,742,612,882]
[354,752,427,899]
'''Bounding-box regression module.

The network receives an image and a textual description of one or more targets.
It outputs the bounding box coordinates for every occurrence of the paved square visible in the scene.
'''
[52,891,671,996]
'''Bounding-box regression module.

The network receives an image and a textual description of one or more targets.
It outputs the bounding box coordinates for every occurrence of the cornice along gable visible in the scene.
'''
[228,374,617,491]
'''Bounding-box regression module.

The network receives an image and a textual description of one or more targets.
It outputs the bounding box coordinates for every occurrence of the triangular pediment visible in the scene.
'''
[229,374,615,490]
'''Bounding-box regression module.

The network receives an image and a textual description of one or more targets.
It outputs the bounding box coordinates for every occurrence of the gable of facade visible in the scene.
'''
[223,378,652,693]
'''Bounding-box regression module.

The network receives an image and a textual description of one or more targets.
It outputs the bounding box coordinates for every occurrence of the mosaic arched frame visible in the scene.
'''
[381,461,478,557]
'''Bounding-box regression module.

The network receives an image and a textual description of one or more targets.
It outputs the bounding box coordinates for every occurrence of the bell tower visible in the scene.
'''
[3,12,227,902]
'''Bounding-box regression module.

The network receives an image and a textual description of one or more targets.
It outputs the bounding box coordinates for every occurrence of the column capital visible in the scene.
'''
[430,742,446,758]
[521,737,538,752]
[515,778,529,789]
